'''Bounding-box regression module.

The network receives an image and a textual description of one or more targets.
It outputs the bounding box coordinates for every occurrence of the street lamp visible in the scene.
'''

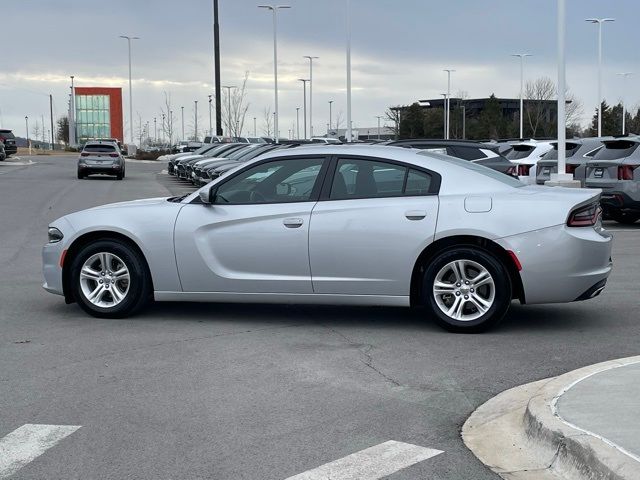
[222,85,237,137]
[375,115,382,139]
[258,5,291,143]
[25,116,30,155]
[511,53,532,139]
[153,117,157,143]
[181,106,185,141]
[161,113,166,143]
[443,69,455,140]
[69,76,75,146]
[328,100,333,131]
[119,35,140,146]
[585,17,615,137]
[617,72,632,135]
[303,55,319,137]
[346,0,352,142]
[194,100,198,141]
[208,95,213,137]
[298,79,309,139]
[440,93,447,139]
[253,116,257,137]
[296,107,300,139]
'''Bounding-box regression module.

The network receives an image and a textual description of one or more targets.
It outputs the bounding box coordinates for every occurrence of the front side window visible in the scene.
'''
[330,158,434,200]
[214,157,325,204]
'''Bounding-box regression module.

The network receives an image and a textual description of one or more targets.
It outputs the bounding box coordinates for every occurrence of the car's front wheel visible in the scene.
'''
[422,247,512,332]
[69,240,151,318]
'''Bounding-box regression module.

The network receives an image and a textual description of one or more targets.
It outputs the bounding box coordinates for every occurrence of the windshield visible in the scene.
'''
[84,144,116,152]
[0,131,15,139]
[420,152,524,187]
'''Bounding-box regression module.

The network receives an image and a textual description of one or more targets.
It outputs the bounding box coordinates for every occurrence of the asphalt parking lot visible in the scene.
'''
[1,154,639,479]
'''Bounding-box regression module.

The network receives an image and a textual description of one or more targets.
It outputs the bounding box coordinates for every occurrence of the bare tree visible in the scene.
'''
[524,77,555,137]
[334,110,345,131]
[160,92,177,145]
[385,106,402,140]
[565,91,583,127]
[223,71,251,137]
[262,106,273,137]
[31,120,42,145]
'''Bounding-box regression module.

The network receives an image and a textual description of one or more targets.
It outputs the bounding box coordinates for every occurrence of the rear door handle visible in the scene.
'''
[283,218,304,228]
[405,210,427,220]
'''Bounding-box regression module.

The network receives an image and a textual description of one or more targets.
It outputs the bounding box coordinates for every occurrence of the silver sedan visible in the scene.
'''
[43,145,612,332]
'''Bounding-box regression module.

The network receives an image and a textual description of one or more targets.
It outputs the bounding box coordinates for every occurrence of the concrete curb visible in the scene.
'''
[463,356,640,480]
[0,156,33,166]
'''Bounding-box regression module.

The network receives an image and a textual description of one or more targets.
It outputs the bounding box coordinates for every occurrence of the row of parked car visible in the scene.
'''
[162,135,640,225]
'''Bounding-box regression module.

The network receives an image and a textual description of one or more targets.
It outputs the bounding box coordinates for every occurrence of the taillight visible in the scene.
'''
[80,152,90,156]
[617,165,638,180]
[517,164,532,176]
[109,153,119,157]
[566,164,577,175]
[506,166,517,177]
[567,203,602,227]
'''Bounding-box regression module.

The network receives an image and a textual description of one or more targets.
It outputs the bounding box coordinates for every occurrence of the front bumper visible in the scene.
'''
[497,224,612,305]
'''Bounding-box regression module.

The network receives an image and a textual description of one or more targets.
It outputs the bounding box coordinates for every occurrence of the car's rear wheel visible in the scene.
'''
[69,240,151,318]
[610,211,640,225]
[422,247,512,332]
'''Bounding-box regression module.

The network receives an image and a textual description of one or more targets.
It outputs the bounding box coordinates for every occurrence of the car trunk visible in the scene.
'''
[586,140,640,189]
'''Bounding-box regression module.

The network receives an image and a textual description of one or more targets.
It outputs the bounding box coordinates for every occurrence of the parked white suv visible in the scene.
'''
[504,140,554,184]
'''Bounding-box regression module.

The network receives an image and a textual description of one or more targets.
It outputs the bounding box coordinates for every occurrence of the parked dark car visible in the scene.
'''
[0,142,6,161]
[385,139,517,177]
[0,129,18,157]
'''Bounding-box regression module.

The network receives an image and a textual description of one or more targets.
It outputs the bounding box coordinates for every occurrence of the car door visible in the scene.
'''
[309,156,440,296]
[174,155,329,293]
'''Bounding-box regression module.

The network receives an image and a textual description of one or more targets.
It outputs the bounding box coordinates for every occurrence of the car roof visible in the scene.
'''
[389,139,489,148]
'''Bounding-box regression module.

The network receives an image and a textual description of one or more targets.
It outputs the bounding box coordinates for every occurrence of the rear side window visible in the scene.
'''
[451,146,487,160]
[84,144,116,152]
[330,159,433,200]
[593,141,639,160]
[505,145,535,160]
[542,142,580,160]
[583,146,603,157]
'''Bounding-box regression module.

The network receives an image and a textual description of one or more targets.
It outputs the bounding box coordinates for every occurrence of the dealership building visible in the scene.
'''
[71,87,123,144]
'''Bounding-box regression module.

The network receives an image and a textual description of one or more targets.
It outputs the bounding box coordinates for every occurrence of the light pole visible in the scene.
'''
[298,79,309,139]
[296,107,300,139]
[212,0,223,136]
[585,17,615,137]
[440,93,447,139]
[222,85,236,136]
[153,117,157,143]
[443,69,455,140]
[259,5,291,143]
[346,0,352,142]
[25,116,30,155]
[556,0,570,180]
[181,106,185,141]
[69,76,75,146]
[208,94,213,137]
[511,53,532,139]
[303,55,319,137]
[617,72,632,135]
[328,100,333,131]
[119,35,139,146]
[253,116,257,136]
[376,115,382,139]
[161,113,166,144]
[461,105,466,139]
[194,100,198,141]
[169,110,173,145]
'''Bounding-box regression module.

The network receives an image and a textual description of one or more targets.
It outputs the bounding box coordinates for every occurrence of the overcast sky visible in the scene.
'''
[2,0,639,141]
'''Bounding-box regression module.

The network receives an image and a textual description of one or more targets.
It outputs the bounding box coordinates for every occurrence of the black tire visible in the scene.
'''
[116,173,123,180]
[610,211,640,225]
[77,170,84,179]
[69,240,152,318]
[422,247,512,333]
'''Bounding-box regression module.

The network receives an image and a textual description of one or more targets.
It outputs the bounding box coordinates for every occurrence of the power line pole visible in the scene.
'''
[49,94,55,150]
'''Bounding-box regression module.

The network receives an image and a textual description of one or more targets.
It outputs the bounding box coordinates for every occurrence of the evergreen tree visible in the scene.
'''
[399,103,425,138]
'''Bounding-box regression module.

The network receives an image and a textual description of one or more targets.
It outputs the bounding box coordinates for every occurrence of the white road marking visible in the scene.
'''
[284,440,443,480]
[0,424,81,478]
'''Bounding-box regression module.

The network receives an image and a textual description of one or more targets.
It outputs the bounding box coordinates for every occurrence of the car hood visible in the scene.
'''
[84,197,170,212]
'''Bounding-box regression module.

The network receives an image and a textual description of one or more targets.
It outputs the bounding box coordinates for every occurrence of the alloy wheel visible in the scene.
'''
[79,252,130,308]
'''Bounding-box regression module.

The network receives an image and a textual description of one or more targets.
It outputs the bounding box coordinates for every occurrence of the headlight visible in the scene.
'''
[48,227,64,243]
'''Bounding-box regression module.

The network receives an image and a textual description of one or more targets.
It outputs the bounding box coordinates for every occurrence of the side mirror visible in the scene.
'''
[199,188,212,204]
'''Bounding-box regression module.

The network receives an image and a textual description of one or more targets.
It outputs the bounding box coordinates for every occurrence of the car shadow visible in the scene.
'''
[130,300,605,334]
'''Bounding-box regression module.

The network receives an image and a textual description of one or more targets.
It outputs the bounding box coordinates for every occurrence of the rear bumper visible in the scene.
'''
[496,224,612,304]
[79,164,123,175]
[3,144,17,155]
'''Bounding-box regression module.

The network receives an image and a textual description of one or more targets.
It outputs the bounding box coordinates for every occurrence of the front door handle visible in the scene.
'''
[283,217,304,228]
[405,210,427,220]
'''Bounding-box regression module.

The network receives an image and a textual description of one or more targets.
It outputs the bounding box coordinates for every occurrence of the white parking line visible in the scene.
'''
[284,440,443,480]
[0,424,81,478]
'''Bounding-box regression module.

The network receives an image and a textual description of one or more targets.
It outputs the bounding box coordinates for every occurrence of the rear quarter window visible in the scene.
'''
[505,145,535,160]
[593,141,639,160]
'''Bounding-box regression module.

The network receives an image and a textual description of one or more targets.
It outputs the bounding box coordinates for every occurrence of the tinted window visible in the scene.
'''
[0,131,15,139]
[405,169,432,196]
[593,141,639,160]
[214,157,325,204]
[541,142,580,160]
[505,145,535,160]
[451,146,486,160]
[584,146,603,157]
[84,144,116,152]
[331,159,406,199]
